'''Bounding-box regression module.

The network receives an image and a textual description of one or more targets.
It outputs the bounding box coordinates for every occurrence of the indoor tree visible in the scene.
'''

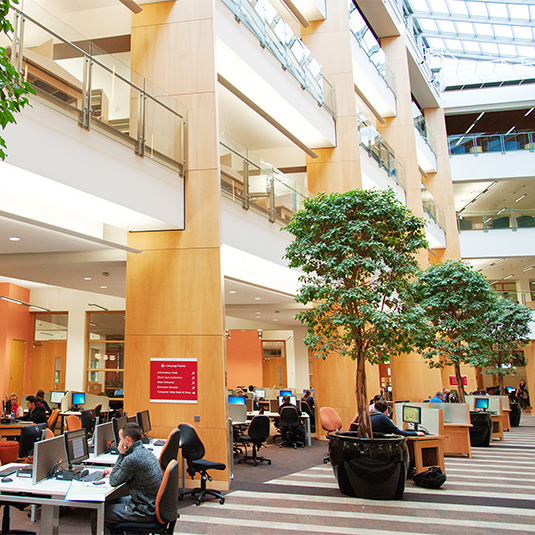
[0,0,34,160]
[283,188,428,438]
[414,260,495,403]
[481,295,532,394]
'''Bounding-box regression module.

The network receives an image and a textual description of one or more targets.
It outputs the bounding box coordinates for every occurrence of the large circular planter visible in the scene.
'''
[469,411,492,447]
[327,431,409,500]
[509,403,521,427]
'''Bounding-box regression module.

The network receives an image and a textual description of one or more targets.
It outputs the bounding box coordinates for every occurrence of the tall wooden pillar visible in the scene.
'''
[125,0,229,488]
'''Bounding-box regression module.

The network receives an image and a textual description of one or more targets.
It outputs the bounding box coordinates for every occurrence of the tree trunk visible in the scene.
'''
[497,373,504,394]
[455,364,465,404]
[356,355,371,438]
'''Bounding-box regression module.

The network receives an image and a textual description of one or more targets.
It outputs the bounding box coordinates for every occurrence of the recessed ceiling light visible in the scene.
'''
[229,290,237,294]
[84,277,92,281]
[255,297,261,300]
[9,237,20,241]
[100,286,107,289]
[273,318,278,321]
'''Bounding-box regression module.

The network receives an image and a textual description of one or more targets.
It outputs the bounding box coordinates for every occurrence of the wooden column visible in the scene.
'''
[126,0,229,488]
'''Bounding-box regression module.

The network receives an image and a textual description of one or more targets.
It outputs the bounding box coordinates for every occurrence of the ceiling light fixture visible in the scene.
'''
[0,295,49,312]
[496,208,506,215]
[118,0,143,14]
[84,277,92,281]
[525,108,534,117]
[88,303,108,311]
[258,330,262,339]
[229,290,237,294]
[522,266,534,272]
[503,274,514,280]
[490,280,499,285]
[8,237,20,241]
[515,194,526,203]
[505,126,515,135]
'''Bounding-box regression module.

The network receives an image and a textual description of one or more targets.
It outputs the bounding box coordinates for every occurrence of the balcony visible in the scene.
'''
[422,188,446,249]
[414,115,438,174]
[448,132,535,156]
[457,209,535,232]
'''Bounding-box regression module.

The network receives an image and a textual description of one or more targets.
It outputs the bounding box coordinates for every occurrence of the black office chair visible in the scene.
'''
[110,460,179,534]
[300,400,315,432]
[159,428,180,472]
[237,415,271,466]
[178,423,226,506]
[278,406,305,449]
[81,409,96,437]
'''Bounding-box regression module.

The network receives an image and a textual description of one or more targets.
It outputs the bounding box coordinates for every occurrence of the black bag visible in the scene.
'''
[413,466,446,489]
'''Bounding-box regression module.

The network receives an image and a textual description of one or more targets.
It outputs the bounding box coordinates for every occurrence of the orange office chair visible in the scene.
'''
[319,407,343,464]
[47,409,60,434]
[0,442,19,465]
[45,429,54,440]
[65,415,82,431]
[159,428,180,472]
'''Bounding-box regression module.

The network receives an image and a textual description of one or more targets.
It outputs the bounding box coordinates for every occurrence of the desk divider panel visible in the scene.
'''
[393,402,441,436]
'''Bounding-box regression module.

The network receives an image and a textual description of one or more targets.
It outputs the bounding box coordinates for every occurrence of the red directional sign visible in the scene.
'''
[150,358,197,403]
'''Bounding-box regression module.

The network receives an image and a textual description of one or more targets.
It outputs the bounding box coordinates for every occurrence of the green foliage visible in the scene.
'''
[283,188,428,437]
[480,296,532,382]
[0,0,35,160]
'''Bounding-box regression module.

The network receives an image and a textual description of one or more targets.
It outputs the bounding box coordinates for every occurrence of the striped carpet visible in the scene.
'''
[176,415,535,535]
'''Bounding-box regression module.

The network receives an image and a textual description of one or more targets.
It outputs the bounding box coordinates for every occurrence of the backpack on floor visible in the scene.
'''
[413,466,446,489]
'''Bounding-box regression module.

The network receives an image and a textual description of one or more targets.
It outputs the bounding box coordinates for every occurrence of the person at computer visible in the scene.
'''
[370,400,425,436]
[35,389,52,415]
[429,392,444,403]
[5,393,24,418]
[278,394,296,414]
[18,395,47,424]
[301,389,315,415]
[91,422,162,535]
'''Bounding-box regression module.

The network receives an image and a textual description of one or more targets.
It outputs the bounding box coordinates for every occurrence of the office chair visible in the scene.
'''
[45,429,54,440]
[319,406,343,463]
[300,400,315,432]
[0,442,19,465]
[47,409,60,434]
[178,423,226,506]
[65,415,82,431]
[159,428,180,472]
[278,406,305,448]
[110,460,179,535]
[80,410,96,436]
[237,415,271,466]
[94,404,102,420]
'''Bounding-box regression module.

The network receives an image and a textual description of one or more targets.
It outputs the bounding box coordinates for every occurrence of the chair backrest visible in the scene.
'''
[178,423,205,461]
[159,428,181,472]
[66,414,82,431]
[319,406,343,432]
[227,402,247,424]
[155,460,180,525]
[301,400,312,417]
[81,409,96,433]
[94,404,102,418]
[0,441,20,464]
[48,409,60,431]
[247,415,270,442]
[279,405,300,426]
[45,428,54,440]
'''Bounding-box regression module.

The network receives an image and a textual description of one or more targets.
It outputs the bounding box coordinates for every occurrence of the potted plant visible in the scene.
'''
[283,188,428,499]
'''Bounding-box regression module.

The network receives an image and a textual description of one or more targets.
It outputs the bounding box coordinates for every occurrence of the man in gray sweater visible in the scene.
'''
[91,422,163,534]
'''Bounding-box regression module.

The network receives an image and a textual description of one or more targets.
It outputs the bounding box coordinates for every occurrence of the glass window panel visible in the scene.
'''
[494,25,513,39]
[474,23,494,37]
[88,342,124,370]
[498,44,517,57]
[87,371,124,397]
[412,0,430,11]
[467,2,489,17]
[419,19,438,31]
[488,4,509,19]
[444,39,464,51]
[428,37,445,48]
[456,22,475,36]
[437,20,456,33]
[428,0,449,14]
[449,1,468,16]
[513,27,533,41]
[34,314,68,341]
[464,41,481,53]
[480,42,499,54]
[507,5,529,20]
[88,312,125,340]
[517,46,535,58]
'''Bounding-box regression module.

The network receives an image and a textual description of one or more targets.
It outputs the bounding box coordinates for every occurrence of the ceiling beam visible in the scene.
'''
[419,30,534,48]
[410,12,535,29]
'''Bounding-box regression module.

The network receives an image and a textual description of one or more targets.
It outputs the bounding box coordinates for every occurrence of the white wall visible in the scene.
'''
[450,151,535,182]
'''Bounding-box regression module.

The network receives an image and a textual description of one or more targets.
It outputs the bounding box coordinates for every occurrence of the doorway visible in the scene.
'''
[9,339,26,396]
[262,340,287,388]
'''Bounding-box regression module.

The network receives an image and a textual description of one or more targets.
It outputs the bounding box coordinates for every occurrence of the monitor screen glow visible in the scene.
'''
[475,397,489,410]
[402,405,421,425]
[72,392,85,406]
[255,389,266,398]
[279,390,292,397]
[279,396,297,406]
[228,396,245,405]
[50,391,65,404]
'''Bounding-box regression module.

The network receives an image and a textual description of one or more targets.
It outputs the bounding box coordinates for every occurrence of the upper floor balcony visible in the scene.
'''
[414,113,438,174]
[421,187,446,249]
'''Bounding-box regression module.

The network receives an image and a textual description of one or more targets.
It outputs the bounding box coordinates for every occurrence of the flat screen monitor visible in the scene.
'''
[402,405,422,430]
[127,415,137,424]
[255,389,266,398]
[33,435,66,484]
[228,396,245,405]
[278,395,297,406]
[279,390,292,397]
[506,387,515,393]
[94,421,115,456]
[64,428,89,469]
[50,391,65,404]
[19,423,47,458]
[112,416,127,448]
[475,397,489,411]
[136,410,151,435]
[72,392,85,407]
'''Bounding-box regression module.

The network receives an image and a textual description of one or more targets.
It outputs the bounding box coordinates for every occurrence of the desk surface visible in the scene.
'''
[85,443,165,466]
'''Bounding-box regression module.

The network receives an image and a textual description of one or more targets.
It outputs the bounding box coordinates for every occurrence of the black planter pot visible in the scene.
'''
[469,411,492,447]
[327,431,409,500]
[509,402,521,427]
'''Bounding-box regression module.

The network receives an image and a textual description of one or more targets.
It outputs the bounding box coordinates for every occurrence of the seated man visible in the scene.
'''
[19,395,47,424]
[371,400,425,437]
[91,422,163,535]
[278,394,295,414]
[429,392,444,403]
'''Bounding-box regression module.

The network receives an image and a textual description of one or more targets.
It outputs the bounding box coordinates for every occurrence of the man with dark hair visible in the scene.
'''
[278,394,295,414]
[91,423,163,534]
[19,395,47,424]
[371,400,425,437]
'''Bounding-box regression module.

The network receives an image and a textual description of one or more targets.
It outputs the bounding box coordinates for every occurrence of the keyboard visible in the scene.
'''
[153,439,165,447]
[0,467,17,478]
[81,470,104,482]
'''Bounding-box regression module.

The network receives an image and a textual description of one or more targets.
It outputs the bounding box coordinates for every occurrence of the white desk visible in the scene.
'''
[0,463,119,535]
[85,444,165,467]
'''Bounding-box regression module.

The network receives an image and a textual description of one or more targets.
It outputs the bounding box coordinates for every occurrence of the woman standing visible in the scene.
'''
[516,379,529,411]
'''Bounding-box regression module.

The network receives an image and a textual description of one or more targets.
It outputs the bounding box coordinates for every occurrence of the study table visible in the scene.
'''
[0,463,120,535]
[0,421,34,439]
[407,435,446,475]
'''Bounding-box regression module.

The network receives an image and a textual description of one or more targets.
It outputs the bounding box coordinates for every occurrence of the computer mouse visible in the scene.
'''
[93,480,106,485]
[1,477,13,483]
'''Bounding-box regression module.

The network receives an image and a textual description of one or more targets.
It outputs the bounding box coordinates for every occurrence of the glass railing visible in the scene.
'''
[349,2,396,93]
[421,188,446,230]
[2,2,186,176]
[358,114,406,190]
[448,132,535,156]
[219,132,310,224]
[220,0,335,117]
[414,115,437,155]
[457,209,535,231]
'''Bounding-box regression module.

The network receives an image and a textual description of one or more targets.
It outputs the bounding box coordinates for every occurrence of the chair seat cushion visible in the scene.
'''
[191,458,226,471]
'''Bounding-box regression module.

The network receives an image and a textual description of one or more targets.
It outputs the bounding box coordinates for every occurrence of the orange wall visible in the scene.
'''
[226,330,262,389]
[0,283,33,399]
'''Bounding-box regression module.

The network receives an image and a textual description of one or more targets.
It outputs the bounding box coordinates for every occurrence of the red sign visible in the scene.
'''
[449,375,467,386]
[150,358,197,403]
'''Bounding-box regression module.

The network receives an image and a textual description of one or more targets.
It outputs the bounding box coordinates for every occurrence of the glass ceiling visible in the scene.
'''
[404,0,535,88]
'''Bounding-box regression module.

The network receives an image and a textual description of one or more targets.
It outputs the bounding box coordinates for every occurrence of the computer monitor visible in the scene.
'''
[64,428,89,469]
[71,392,85,407]
[475,397,490,411]
[136,410,152,435]
[112,416,127,448]
[278,395,297,406]
[50,391,65,405]
[94,421,115,456]
[506,387,515,394]
[127,415,137,424]
[279,390,292,397]
[402,405,422,430]
[18,423,47,458]
[228,396,245,405]
[255,389,266,399]
[33,435,66,484]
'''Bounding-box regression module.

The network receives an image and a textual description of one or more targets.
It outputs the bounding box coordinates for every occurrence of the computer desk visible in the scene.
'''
[247,411,311,446]
[84,444,165,467]
[0,421,34,439]
[0,462,120,535]
[407,435,446,475]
